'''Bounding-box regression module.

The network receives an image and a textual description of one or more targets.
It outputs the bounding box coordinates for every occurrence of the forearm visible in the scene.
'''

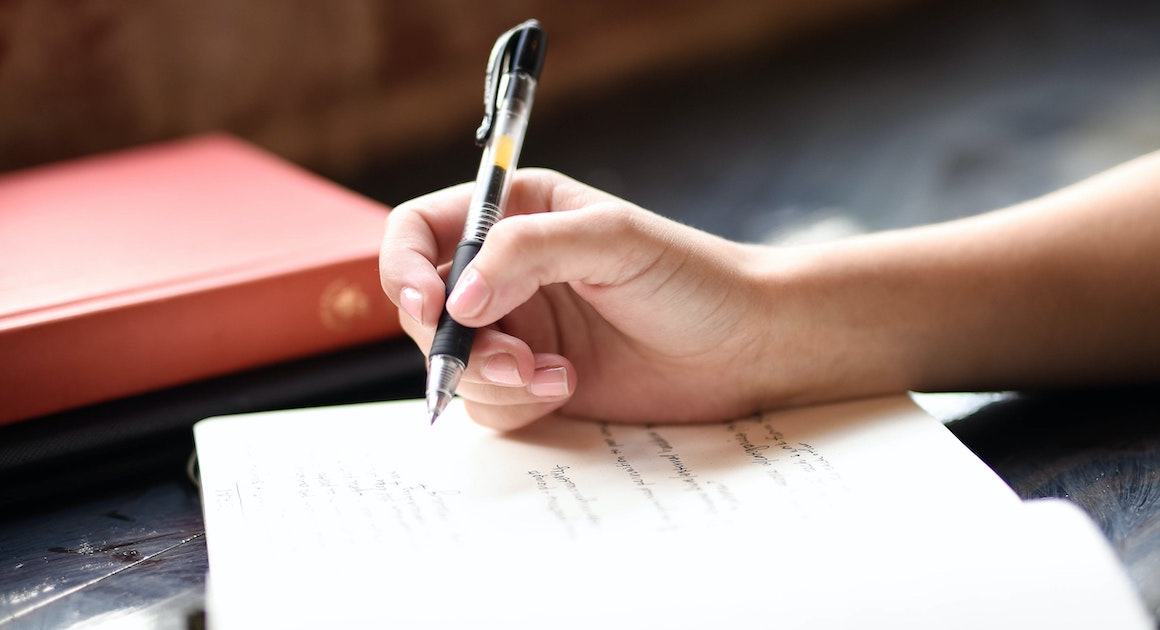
[757,151,1160,404]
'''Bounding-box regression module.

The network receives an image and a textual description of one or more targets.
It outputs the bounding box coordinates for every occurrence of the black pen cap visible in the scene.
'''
[511,21,547,80]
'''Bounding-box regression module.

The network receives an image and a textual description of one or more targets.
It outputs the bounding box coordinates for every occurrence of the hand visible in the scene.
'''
[380,169,781,430]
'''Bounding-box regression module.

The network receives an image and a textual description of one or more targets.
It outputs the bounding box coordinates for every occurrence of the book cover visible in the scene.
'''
[0,135,400,424]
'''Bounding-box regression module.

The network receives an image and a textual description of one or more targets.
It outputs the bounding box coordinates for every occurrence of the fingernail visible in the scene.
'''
[529,366,571,398]
[482,354,523,386]
[446,268,490,319]
[400,286,424,325]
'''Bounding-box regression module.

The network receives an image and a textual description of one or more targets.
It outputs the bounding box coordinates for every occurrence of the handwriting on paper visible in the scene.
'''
[207,408,849,553]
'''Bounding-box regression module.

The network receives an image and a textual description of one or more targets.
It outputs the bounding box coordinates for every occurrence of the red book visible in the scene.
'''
[0,135,401,425]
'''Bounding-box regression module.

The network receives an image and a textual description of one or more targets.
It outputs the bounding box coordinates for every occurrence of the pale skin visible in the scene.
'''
[380,154,1160,431]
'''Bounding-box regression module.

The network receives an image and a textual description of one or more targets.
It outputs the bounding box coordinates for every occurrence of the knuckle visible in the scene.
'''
[602,203,640,231]
[488,214,549,259]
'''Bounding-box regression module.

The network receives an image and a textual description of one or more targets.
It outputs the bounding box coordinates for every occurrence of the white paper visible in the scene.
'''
[195,396,1151,629]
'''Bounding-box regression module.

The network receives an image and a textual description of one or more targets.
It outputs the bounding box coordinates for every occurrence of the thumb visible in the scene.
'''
[444,203,674,327]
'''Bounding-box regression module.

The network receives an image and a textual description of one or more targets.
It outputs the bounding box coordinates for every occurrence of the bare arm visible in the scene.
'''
[761,150,1160,408]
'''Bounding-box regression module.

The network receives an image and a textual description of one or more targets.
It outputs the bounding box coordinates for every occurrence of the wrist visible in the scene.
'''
[741,237,923,410]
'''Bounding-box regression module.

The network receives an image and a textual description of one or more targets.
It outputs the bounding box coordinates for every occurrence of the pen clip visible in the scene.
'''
[475,19,542,146]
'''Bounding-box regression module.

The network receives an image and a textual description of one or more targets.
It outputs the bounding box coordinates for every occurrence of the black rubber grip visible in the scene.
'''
[429,240,484,364]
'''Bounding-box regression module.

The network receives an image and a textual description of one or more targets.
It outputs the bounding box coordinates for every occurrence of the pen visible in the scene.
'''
[426,19,547,424]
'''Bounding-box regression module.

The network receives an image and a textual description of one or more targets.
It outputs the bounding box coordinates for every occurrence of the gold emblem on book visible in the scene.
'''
[319,278,371,331]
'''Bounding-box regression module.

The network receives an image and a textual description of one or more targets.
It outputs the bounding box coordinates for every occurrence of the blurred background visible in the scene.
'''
[4,0,1158,241]
[4,1,1160,625]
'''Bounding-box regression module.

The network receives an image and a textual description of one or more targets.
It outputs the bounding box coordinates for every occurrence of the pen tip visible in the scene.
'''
[425,388,453,426]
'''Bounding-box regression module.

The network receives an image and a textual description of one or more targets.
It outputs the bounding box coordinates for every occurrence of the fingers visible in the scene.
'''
[461,353,577,431]
[380,169,599,326]
[379,181,475,327]
[398,309,576,430]
[380,168,646,428]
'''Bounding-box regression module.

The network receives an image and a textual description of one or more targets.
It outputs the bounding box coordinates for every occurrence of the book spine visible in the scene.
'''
[0,256,401,424]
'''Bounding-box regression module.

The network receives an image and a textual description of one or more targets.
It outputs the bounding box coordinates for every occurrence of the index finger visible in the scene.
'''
[379,181,474,327]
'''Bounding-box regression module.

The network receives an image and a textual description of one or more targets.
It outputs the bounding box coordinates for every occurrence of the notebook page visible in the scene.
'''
[195,396,1150,628]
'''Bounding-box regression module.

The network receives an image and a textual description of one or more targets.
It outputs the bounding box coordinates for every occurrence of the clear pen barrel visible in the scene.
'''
[463,73,537,243]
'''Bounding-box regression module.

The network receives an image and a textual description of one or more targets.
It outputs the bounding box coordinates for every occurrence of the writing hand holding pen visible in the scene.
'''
[380,169,790,430]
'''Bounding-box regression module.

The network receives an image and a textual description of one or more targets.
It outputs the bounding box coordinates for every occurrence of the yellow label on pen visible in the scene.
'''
[493,135,515,170]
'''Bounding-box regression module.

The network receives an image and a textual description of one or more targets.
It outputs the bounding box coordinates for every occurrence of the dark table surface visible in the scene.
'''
[5,0,1160,626]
